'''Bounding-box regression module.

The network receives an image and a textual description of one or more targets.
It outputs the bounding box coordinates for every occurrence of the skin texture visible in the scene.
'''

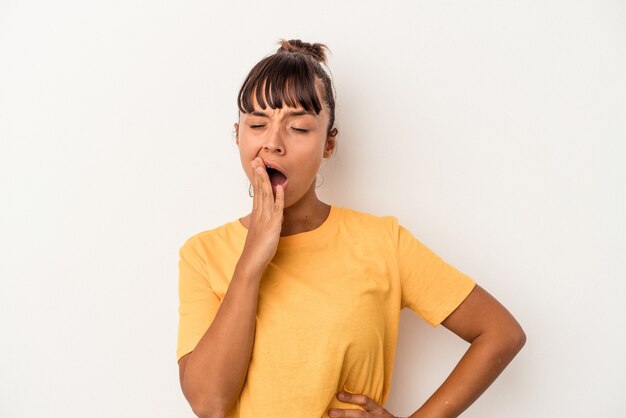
[178,87,526,418]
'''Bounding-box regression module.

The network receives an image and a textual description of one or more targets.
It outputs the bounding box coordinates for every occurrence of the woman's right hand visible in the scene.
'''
[239,157,285,276]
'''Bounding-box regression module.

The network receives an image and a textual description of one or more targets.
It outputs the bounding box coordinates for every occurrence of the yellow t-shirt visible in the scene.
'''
[177,205,475,417]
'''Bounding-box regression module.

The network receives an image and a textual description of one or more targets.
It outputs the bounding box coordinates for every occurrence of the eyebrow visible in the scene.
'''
[249,110,316,117]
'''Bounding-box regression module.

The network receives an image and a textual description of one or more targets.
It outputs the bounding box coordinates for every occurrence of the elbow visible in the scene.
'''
[180,357,233,418]
[190,401,227,418]
[502,322,526,359]
[516,326,527,351]
[188,398,228,418]
[479,322,526,363]
[182,383,228,418]
[511,322,527,353]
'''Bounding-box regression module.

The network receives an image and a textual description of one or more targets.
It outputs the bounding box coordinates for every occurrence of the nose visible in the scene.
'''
[262,128,285,155]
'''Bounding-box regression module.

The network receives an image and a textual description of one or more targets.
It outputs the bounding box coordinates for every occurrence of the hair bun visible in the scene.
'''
[277,39,329,64]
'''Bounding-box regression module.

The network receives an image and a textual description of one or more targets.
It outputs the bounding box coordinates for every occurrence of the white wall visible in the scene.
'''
[1,1,624,417]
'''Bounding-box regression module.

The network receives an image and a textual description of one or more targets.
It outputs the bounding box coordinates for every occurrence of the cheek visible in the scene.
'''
[238,147,253,181]
[297,152,324,178]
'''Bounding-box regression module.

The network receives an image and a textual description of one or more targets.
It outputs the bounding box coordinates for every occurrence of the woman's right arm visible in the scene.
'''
[178,157,284,418]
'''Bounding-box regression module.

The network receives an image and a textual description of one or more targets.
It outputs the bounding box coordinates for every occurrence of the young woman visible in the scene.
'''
[176,39,526,418]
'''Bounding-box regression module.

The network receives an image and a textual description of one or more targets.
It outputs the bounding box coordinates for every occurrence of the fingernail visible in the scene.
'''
[329,410,338,417]
[338,392,346,399]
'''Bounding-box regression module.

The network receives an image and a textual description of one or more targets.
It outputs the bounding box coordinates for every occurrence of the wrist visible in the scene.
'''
[235,252,266,281]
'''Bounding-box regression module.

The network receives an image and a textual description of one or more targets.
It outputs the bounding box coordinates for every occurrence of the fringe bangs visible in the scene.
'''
[237,54,324,115]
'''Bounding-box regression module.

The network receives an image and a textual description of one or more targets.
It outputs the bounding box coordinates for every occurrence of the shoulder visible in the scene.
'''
[179,219,244,255]
[335,205,401,238]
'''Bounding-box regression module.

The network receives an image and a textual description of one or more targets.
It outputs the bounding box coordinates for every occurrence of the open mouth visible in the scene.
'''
[265,165,288,188]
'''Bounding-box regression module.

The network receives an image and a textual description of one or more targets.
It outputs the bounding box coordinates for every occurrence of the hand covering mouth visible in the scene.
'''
[265,165,288,187]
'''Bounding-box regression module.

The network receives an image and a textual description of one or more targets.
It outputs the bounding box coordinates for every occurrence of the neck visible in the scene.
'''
[280,193,330,236]
[240,183,331,237]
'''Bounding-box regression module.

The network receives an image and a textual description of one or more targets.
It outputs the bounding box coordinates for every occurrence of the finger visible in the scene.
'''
[336,392,385,414]
[251,159,261,211]
[253,158,269,212]
[256,162,272,210]
[328,408,364,417]
[273,184,284,215]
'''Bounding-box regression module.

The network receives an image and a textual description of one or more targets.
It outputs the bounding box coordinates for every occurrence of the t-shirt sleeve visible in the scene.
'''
[176,237,222,362]
[396,222,476,327]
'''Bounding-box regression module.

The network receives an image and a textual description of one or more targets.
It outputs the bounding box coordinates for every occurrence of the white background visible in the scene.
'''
[1,1,625,417]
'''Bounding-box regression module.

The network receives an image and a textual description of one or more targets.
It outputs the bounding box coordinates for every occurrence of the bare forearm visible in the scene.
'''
[182,260,262,417]
[409,331,526,418]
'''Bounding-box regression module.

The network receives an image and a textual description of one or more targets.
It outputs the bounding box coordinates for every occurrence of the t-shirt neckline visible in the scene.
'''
[233,204,342,249]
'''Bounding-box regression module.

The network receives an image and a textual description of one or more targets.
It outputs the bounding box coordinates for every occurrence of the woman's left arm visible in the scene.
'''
[406,284,526,417]
[329,284,526,418]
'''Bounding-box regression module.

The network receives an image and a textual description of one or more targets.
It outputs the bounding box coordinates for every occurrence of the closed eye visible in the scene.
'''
[292,128,309,133]
[249,125,265,129]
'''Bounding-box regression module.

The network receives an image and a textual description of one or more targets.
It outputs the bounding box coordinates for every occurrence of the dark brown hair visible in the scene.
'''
[237,39,338,136]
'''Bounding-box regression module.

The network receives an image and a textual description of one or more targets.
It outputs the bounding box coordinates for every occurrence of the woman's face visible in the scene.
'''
[235,90,335,208]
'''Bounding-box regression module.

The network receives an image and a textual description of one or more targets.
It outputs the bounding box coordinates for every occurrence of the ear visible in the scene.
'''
[323,128,337,158]
[234,122,239,145]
